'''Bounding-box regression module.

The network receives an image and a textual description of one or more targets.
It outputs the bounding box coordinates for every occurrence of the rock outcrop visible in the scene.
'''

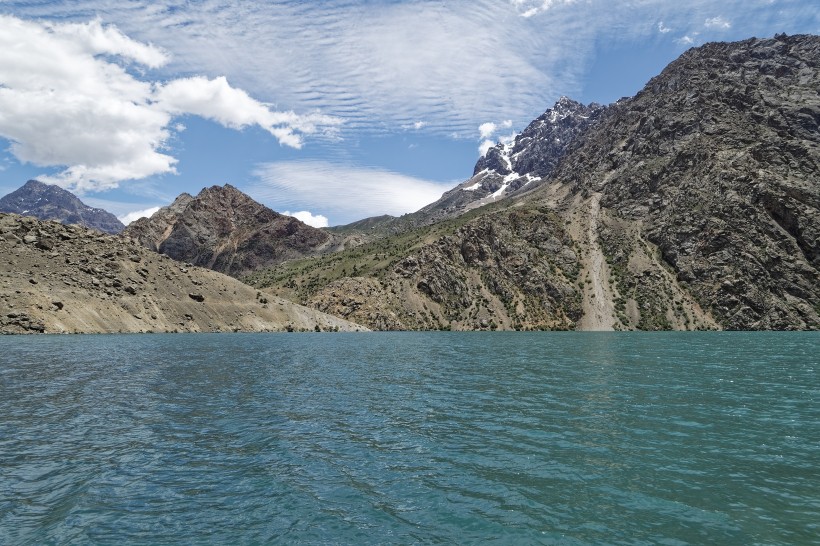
[248,34,820,331]
[548,34,820,329]
[0,180,125,234]
[0,213,366,334]
[123,184,342,278]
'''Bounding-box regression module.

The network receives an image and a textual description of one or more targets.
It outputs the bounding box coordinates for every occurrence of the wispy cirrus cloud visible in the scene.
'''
[246,161,456,225]
[704,16,732,30]
[0,15,340,192]
[8,0,815,141]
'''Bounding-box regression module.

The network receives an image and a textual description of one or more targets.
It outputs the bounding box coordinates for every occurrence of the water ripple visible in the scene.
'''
[1,332,818,544]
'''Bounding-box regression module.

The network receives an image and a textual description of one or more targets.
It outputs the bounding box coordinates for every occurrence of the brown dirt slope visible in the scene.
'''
[0,213,367,334]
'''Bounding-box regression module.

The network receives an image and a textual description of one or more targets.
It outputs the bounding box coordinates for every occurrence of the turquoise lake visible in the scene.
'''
[1,332,818,544]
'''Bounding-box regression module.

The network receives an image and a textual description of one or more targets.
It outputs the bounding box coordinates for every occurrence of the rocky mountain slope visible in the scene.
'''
[330,98,606,236]
[419,97,606,220]
[248,34,819,331]
[0,213,366,334]
[0,180,125,234]
[547,33,820,329]
[123,184,345,278]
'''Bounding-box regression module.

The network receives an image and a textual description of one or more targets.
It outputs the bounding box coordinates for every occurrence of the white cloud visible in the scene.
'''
[478,120,516,155]
[46,17,169,68]
[510,0,577,18]
[479,122,497,139]
[658,21,672,33]
[677,35,695,45]
[282,210,329,228]
[118,206,161,225]
[705,16,731,30]
[3,1,817,142]
[246,161,455,225]
[478,139,495,156]
[0,15,340,192]
[30,1,571,136]
[401,120,427,131]
[155,76,339,149]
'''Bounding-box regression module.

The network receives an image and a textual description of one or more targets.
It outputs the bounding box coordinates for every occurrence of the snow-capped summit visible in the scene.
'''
[405,97,607,226]
[474,97,606,180]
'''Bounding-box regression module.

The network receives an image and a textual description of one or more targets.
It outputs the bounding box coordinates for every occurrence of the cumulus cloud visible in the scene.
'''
[0,15,340,192]
[478,140,495,156]
[3,2,816,144]
[282,210,330,228]
[658,21,672,33]
[118,206,161,225]
[479,122,497,139]
[155,76,339,148]
[47,17,170,68]
[247,161,455,225]
[478,120,516,155]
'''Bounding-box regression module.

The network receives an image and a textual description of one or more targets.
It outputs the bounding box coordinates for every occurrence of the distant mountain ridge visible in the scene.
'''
[123,184,345,277]
[0,180,125,234]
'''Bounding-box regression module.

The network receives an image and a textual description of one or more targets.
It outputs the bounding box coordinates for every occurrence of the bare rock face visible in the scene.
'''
[550,34,820,330]
[123,184,336,277]
[415,98,605,222]
[0,180,125,234]
[0,213,367,334]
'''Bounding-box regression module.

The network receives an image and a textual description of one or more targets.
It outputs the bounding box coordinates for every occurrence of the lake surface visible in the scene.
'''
[1,332,818,544]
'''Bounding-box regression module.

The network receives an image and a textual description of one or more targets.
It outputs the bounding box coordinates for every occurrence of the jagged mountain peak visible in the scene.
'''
[406,96,607,225]
[0,179,125,234]
[123,184,338,277]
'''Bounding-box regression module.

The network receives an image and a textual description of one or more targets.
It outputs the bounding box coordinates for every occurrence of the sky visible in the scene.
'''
[0,1,817,227]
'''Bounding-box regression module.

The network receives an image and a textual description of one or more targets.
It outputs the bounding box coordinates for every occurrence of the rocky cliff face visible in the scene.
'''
[0,213,365,334]
[248,34,820,331]
[548,34,820,329]
[0,180,125,234]
[123,184,341,278]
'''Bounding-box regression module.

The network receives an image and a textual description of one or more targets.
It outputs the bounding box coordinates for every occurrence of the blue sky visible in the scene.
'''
[0,1,817,226]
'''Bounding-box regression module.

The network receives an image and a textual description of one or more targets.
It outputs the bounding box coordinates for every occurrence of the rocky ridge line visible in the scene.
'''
[0,180,125,234]
[123,184,346,278]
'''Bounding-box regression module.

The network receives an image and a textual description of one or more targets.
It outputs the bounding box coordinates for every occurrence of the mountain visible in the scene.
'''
[0,180,125,234]
[330,97,606,236]
[0,212,366,334]
[123,184,345,278]
[417,97,607,221]
[247,34,820,331]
